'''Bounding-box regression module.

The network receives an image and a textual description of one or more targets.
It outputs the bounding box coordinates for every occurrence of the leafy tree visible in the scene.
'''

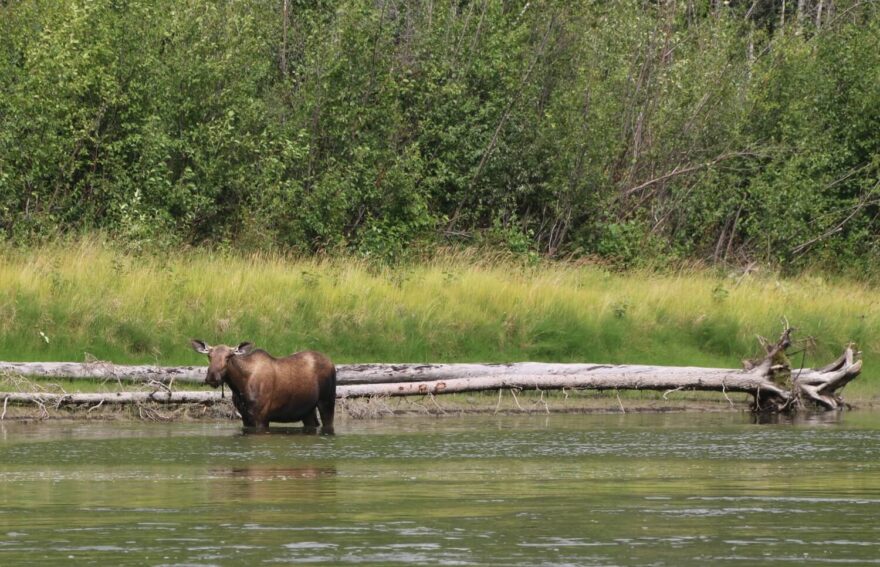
[0,0,878,273]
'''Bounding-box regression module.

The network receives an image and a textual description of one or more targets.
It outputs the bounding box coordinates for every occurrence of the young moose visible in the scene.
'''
[190,340,336,433]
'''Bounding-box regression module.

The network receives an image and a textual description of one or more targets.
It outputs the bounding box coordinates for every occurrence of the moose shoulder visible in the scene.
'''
[191,340,336,433]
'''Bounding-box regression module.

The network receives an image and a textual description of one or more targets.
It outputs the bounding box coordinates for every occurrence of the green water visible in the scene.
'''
[1,413,880,566]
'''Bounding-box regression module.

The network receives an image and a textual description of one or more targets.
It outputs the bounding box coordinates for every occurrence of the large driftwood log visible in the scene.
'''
[0,361,205,383]
[340,367,782,397]
[0,344,861,412]
[0,360,723,385]
[339,346,861,412]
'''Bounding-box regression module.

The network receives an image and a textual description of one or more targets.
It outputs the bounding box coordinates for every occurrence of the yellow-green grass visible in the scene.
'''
[1,240,878,399]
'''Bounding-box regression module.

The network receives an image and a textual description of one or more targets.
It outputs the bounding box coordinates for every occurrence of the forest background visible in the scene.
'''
[2,0,879,271]
[1,1,880,387]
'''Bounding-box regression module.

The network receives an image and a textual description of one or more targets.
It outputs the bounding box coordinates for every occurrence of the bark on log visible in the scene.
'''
[0,347,860,412]
[790,347,862,410]
[1,358,848,387]
[0,360,711,385]
[0,330,861,413]
[338,367,788,398]
[338,362,650,384]
[746,329,862,411]
[0,361,205,383]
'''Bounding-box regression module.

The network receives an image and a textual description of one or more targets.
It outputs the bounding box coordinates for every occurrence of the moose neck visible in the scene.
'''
[224,356,251,395]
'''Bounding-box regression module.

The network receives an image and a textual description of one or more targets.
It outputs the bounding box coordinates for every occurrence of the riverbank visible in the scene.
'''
[1,241,878,396]
[0,389,759,422]
[4,388,878,424]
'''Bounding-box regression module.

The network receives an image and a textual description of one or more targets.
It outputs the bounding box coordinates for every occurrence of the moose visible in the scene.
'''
[190,340,336,433]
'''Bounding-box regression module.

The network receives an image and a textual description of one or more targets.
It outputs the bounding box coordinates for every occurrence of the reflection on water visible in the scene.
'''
[750,410,846,426]
[1,412,880,565]
[214,466,337,480]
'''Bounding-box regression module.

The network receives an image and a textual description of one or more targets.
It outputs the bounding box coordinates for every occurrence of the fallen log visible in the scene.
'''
[0,346,860,413]
[0,329,861,413]
[2,357,857,390]
[339,346,861,411]
[0,361,205,383]
[339,367,785,398]
[338,362,647,384]
[4,372,751,413]
[0,360,693,385]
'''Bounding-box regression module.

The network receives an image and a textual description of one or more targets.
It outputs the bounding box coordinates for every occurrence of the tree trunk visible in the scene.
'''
[339,345,860,412]
[281,0,289,77]
[0,336,861,413]
[0,361,206,383]
[0,359,807,386]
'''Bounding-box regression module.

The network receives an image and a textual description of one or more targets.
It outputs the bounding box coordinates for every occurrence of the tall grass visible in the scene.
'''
[1,241,878,394]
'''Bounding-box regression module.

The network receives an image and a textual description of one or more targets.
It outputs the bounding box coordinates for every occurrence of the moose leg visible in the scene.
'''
[241,409,269,433]
[317,398,335,434]
[232,392,259,428]
[302,408,319,434]
[247,410,271,433]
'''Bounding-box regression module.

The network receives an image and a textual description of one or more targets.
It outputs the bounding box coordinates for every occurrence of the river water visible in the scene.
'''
[1,412,879,566]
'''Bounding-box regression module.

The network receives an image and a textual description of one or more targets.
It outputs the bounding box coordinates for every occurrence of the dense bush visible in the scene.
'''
[1,0,878,271]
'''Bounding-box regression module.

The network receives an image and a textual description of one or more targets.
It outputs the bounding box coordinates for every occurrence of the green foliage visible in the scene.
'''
[0,0,878,272]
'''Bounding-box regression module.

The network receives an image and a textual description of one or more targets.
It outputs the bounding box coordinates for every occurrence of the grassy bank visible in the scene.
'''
[1,241,878,398]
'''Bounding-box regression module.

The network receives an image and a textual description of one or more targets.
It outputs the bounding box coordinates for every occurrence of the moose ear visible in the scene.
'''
[233,342,254,356]
[190,339,211,354]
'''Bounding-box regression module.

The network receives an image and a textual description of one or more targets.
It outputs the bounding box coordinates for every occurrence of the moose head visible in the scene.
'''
[190,339,254,388]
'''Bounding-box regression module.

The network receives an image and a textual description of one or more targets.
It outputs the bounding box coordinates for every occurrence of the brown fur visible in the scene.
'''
[191,340,336,432]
